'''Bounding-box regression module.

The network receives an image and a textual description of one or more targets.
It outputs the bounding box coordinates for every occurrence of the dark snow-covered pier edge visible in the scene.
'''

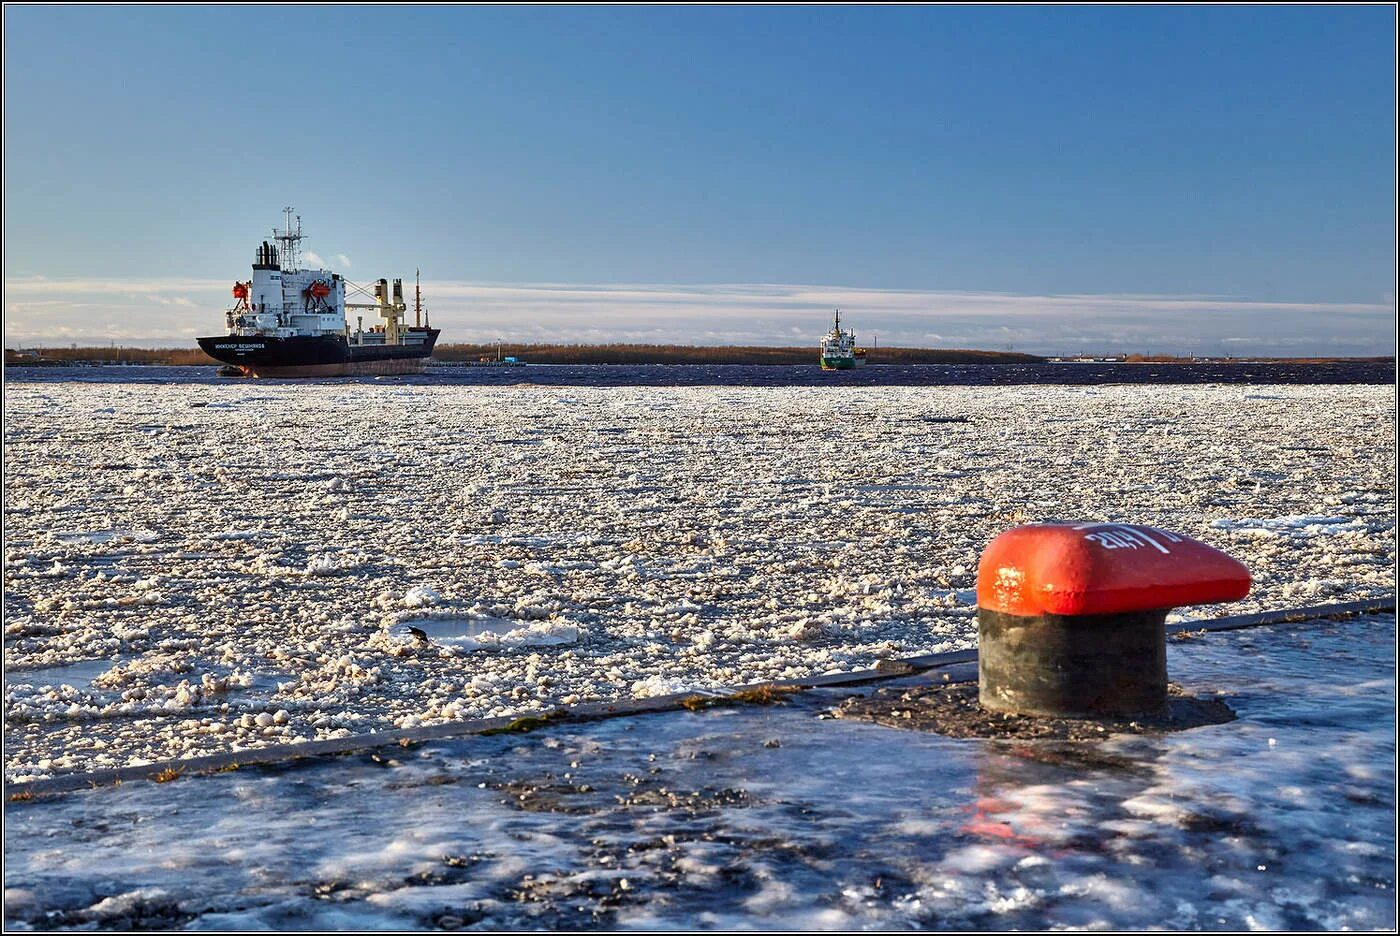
[8,598,1393,801]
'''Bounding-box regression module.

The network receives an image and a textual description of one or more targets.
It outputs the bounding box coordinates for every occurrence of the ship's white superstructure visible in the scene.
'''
[820,309,857,370]
[227,208,345,339]
[232,252,348,339]
[224,207,428,348]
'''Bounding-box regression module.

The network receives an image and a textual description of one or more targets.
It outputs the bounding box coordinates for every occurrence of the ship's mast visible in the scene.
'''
[834,308,841,332]
[414,268,422,328]
[272,206,305,272]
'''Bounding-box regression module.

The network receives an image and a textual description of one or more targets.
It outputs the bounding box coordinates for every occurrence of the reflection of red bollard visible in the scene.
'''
[976,523,1250,718]
[962,795,1041,849]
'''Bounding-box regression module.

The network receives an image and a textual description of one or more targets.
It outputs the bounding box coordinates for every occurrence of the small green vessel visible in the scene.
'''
[820,308,857,370]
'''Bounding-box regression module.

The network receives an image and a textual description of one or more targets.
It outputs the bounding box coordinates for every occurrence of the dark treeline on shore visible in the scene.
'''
[432,343,1045,364]
[5,346,217,365]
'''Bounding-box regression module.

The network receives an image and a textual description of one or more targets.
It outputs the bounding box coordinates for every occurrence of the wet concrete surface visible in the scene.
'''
[4,614,1395,930]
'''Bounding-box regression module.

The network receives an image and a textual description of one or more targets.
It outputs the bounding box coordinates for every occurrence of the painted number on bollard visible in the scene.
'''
[1077,524,1183,554]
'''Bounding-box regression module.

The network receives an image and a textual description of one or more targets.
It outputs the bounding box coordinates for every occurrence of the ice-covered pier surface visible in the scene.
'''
[4,616,1395,931]
[3,380,1395,780]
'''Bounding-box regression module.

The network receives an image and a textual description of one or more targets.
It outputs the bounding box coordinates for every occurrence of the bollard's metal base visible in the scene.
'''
[978,607,1169,718]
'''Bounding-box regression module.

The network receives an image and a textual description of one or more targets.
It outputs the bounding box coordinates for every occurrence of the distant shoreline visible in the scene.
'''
[4,344,1393,368]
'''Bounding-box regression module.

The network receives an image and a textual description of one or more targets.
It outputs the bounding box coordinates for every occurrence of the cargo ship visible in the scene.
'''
[819,308,857,370]
[197,209,439,377]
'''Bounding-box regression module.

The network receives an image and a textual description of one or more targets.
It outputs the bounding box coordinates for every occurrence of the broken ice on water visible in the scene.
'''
[2,378,1394,780]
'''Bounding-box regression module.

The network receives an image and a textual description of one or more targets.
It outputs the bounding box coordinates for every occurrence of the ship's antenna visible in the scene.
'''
[414,268,422,328]
[273,206,305,271]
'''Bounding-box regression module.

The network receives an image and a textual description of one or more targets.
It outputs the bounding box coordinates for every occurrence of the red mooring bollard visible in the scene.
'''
[975,523,1251,718]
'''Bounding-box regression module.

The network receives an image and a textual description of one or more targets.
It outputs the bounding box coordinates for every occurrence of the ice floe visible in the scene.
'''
[2,379,1394,779]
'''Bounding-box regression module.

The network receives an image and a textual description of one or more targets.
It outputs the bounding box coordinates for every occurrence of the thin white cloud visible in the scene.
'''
[3,276,1393,356]
[335,254,353,269]
[6,277,228,293]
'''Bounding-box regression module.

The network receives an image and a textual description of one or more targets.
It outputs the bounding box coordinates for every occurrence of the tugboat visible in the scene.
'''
[819,308,857,370]
[197,208,440,377]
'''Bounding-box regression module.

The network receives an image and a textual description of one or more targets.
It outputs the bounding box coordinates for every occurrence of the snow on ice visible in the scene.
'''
[3,381,1395,781]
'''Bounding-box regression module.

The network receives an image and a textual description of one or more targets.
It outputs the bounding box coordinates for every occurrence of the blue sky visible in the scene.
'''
[4,5,1395,354]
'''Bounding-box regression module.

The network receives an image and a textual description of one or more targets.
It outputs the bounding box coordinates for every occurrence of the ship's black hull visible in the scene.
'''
[197,331,440,377]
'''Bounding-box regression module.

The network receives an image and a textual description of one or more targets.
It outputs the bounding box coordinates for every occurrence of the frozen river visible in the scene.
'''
[3,615,1394,930]
[3,378,1395,782]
